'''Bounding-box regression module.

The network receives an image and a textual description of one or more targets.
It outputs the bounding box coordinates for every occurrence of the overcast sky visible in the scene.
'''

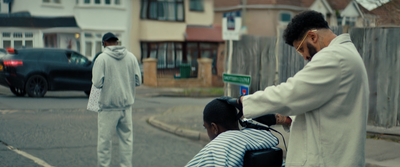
[356,0,390,10]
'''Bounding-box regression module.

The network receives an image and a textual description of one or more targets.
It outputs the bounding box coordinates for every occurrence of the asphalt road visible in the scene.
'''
[0,86,213,167]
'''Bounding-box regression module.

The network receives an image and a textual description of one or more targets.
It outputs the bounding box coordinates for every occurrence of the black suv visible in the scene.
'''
[0,48,92,97]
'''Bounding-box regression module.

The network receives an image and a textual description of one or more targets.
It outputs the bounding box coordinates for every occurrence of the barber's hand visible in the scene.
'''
[275,114,292,125]
[275,114,292,132]
[216,96,244,120]
[217,96,243,110]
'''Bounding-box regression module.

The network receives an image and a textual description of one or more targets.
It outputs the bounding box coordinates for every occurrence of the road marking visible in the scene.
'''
[0,140,54,167]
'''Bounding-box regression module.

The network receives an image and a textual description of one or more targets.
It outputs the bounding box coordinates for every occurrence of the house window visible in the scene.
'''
[95,41,102,54]
[3,41,11,49]
[76,41,81,53]
[187,42,218,75]
[141,42,183,69]
[43,0,61,3]
[85,41,93,57]
[2,32,34,49]
[84,0,120,6]
[13,33,23,38]
[2,32,10,38]
[280,12,292,23]
[14,41,23,49]
[25,41,33,48]
[85,33,93,38]
[141,42,218,76]
[83,32,106,58]
[44,34,57,48]
[338,16,356,27]
[25,33,33,38]
[141,0,184,21]
[190,0,203,11]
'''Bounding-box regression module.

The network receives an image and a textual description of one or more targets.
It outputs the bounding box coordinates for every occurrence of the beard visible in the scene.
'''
[306,42,318,61]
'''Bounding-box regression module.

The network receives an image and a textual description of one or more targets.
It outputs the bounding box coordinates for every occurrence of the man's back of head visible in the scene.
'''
[203,99,240,140]
[283,10,329,47]
[283,10,337,61]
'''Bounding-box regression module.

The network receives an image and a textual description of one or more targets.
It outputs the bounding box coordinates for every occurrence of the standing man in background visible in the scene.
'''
[92,32,141,167]
[238,10,369,166]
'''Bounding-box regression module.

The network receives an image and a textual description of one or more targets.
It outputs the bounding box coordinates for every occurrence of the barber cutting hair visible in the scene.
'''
[234,10,369,167]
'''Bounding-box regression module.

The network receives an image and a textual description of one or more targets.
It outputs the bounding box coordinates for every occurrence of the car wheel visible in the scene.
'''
[25,75,48,97]
[84,90,90,96]
[10,86,26,97]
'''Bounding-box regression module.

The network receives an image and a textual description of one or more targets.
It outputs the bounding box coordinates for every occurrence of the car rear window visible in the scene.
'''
[18,50,42,60]
[41,50,68,62]
[5,49,70,63]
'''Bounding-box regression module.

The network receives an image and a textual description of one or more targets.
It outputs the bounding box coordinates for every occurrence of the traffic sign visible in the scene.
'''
[222,10,242,40]
[223,73,251,86]
[240,85,249,95]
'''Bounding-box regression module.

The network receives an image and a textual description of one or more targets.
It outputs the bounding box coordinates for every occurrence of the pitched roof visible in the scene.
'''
[326,0,352,10]
[371,0,400,26]
[301,0,316,7]
[0,16,78,28]
[357,2,374,15]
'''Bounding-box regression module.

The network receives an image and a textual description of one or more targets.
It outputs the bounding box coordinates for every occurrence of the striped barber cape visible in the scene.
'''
[185,128,279,167]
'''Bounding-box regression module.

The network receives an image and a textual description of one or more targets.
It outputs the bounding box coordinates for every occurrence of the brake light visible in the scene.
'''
[6,48,17,54]
[3,60,23,67]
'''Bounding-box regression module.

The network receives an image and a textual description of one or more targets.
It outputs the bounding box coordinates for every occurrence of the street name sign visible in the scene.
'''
[223,73,251,86]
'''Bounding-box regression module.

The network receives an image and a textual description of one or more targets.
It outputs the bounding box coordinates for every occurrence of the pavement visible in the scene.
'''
[140,86,400,167]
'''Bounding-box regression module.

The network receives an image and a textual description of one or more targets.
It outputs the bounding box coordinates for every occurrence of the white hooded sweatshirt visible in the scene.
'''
[92,46,141,111]
[243,34,369,167]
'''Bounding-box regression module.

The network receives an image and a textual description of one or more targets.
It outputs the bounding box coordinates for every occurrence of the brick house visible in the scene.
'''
[371,0,400,26]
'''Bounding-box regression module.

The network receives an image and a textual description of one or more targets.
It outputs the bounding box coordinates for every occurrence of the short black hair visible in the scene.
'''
[203,98,238,129]
[283,10,330,46]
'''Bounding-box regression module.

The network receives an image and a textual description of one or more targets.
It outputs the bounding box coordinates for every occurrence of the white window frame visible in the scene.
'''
[1,32,34,49]
[42,0,63,8]
[84,32,95,58]
[341,16,357,26]
[42,0,62,4]
[279,11,293,26]
[78,0,123,7]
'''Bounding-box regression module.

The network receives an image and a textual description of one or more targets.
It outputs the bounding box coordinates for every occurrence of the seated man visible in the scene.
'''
[185,98,287,167]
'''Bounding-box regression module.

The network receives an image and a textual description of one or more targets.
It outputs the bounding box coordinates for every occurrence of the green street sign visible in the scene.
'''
[223,73,251,86]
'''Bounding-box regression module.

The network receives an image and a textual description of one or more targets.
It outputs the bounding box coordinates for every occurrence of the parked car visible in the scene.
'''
[0,48,92,97]
[0,48,7,58]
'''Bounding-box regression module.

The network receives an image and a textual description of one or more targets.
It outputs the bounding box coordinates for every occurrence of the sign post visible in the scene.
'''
[223,11,242,97]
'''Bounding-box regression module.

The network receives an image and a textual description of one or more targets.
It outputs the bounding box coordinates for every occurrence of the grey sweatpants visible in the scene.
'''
[97,107,133,167]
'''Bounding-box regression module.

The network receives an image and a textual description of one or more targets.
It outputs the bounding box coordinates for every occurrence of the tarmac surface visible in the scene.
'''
[1,84,400,166]
[142,86,400,167]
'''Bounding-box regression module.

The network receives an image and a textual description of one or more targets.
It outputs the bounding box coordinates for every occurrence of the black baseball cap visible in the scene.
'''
[102,32,119,41]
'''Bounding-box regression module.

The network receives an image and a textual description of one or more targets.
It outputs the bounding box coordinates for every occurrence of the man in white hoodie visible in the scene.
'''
[237,11,369,166]
[92,32,141,167]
